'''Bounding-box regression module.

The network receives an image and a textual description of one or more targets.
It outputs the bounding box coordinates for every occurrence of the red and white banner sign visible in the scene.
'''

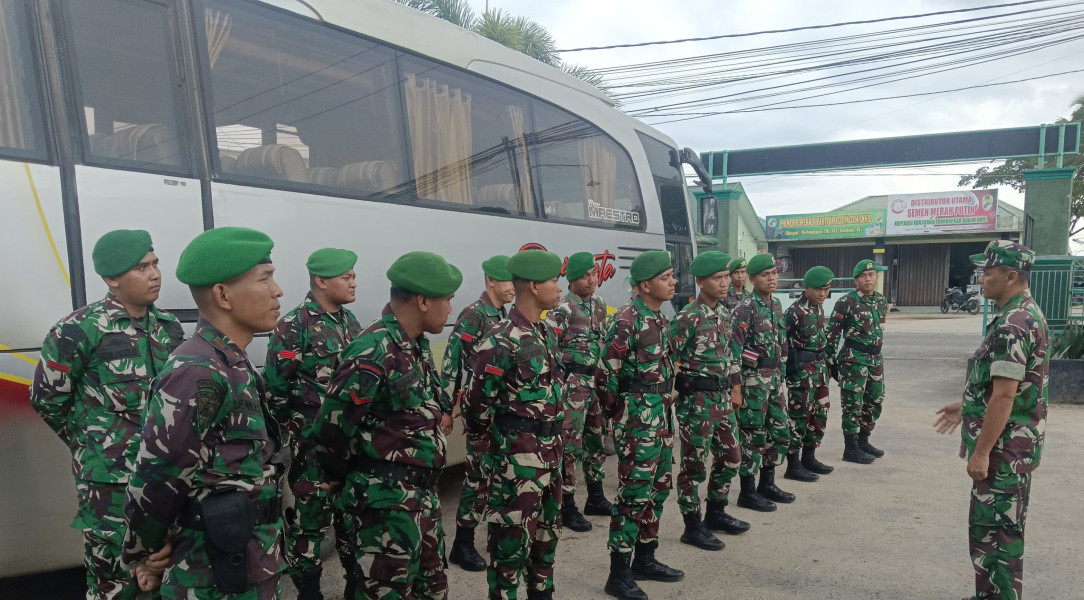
[886,189,998,235]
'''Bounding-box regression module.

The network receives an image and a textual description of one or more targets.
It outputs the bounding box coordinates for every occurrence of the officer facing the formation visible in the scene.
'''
[32,229,184,599]
[731,253,794,513]
[934,241,1047,600]
[597,250,682,600]
[827,259,890,464]
[724,257,748,312]
[313,251,461,600]
[545,251,613,533]
[670,251,749,554]
[263,248,363,599]
[465,250,565,600]
[782,266,836,481]
[444,255,515,572]
[122,227,286,599]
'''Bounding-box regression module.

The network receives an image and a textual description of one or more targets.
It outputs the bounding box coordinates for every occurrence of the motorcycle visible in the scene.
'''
[941,287,980,314]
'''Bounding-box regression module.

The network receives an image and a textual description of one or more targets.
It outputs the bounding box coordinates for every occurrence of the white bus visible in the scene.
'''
[0,0,711,577]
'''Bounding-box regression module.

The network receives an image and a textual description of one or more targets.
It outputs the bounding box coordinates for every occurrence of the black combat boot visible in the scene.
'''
[679,511,724,551]
[291,568,323,600]
[448,524,486,572]
[341,556,358,599]
[604,552,647,600]
[858,432,885,458]
[562,492,593,532]
[843,434,875,464]
[584,480,615,516]
[704,500,750,534]
[527,587,555,600]
[736,474,776,512]
[783,452,819,482]
[757,466,796,503]
[801,445,834,474]
[630,541,684,582]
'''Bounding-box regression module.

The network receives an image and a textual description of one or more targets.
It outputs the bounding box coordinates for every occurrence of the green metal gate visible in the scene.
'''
[1030,256,1084,333]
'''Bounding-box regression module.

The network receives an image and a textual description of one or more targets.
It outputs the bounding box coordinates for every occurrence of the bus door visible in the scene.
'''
[57,0,204,314]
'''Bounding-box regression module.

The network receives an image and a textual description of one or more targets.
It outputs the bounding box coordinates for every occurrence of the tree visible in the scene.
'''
[393,0,614,102]
[958,95,1084,236]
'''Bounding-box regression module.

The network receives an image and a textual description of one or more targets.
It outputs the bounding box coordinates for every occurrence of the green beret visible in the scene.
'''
[93,229,153,277]
[307,248,357,278]
[565,252,597,281]
[387,251,463,297]
[728,257,748,273]
[803,266,834,288]
[690,251,731,278]
[852,259,887,278]
[971,240,1036,270]
[746,253,777,276]
[482,255,512,282]
[630,250,673,284]
[507,250,563,282]
[177,227,274,286]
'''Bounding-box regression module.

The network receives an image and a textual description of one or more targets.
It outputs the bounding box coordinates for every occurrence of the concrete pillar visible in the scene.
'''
[874,238,886,295]
[1023,167,1077,255]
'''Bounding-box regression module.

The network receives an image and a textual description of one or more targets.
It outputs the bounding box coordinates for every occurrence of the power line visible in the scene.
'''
[555,0,1059,52]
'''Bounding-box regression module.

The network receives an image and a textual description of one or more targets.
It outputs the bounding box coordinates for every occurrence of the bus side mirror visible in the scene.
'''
[700,196,718,236]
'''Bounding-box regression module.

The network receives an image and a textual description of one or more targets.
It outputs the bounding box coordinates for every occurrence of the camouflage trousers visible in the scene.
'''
[786,382,830,452]
[608,392,674,555]
[75,480,142,600]
[485,461,562,599]
[675,391,740,515]
[160,578,278,599]
[561,380,606,493]
[970,471,1032,600]
[839,360,885,435]
[736,383,789,477]
[284,440,356,577]
[341,503,447,600]
[457,435,495,529]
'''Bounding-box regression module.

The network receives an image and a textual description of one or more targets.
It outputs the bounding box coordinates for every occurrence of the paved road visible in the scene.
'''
[7,312,1082,599]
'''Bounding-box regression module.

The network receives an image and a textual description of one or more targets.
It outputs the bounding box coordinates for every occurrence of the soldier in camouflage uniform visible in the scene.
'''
[827,259,890,464]
[122,227,287,600]
[783,266,836,482]
[445,255,515,572]
[935,241,1047,600]
[731,253,794,513]
[545,251,613,532]
[32,230,183,600]
[313,251,461,600]
[724,257,748,312]
[597,250,683,600]
[670,252,749,553]
[464,250,565,600]
[264,248,363,599]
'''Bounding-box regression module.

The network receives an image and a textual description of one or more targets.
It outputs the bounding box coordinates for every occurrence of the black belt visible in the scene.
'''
[495,414,562,437]
[358,460,442,489]
[675,373,725,392]
[844,339,882,356]
[178,493,282,530]
[757,357,780,369]
[792,349,827,363]
[617,380,673,394]
[563,362,595,377]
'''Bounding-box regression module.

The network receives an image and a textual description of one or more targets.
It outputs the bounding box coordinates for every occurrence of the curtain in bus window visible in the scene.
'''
[0,0,44,158]
[504,105,533,213]
[405,73,473,206]
[0,4,24,150]
[579,138,617,210]
[204,8,231,68]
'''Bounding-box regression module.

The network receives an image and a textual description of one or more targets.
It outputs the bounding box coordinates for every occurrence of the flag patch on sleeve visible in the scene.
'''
[47,361,70,373]
[484,364,504,376]
[459,332,474,343]
[279,350,297,360]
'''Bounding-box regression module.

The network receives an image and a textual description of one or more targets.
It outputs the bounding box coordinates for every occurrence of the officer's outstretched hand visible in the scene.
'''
[933,401,962,435]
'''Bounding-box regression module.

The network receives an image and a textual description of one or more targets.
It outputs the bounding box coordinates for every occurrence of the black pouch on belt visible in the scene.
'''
[200,490,252,594]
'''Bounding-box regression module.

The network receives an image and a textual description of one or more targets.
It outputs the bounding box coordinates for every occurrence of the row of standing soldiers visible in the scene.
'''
[30,227,891,600]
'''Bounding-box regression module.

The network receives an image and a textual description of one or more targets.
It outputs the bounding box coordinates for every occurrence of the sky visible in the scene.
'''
[467,0,1084,250]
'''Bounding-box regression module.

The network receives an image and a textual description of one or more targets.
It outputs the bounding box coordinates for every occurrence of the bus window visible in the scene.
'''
[64,0,188,173]
[531,102,644,230]
[397,54,536,216]
[0,0,47,161]
[637,132,690,238]
[197,0,411,198]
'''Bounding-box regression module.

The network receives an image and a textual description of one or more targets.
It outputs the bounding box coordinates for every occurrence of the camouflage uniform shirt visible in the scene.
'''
[784,295,829,388]
[596,296,675,393]
[724,287,746,313]
[32,293,184,483]
[440,292,506,414]
[314,304,445,513]
[671,298,740,386]
[546,292,607,386]
[962,290,1048,475]
[122,319,284,587]
[827,290,888,366]
[731,293,788,387]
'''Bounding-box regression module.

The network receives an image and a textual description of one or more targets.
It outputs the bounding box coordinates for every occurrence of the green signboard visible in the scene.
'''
[765,210,887,241]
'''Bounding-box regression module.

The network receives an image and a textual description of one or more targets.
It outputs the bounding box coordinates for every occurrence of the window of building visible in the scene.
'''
[0,0,47,160]
[65,0,189,172]
[198,0,411,197]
